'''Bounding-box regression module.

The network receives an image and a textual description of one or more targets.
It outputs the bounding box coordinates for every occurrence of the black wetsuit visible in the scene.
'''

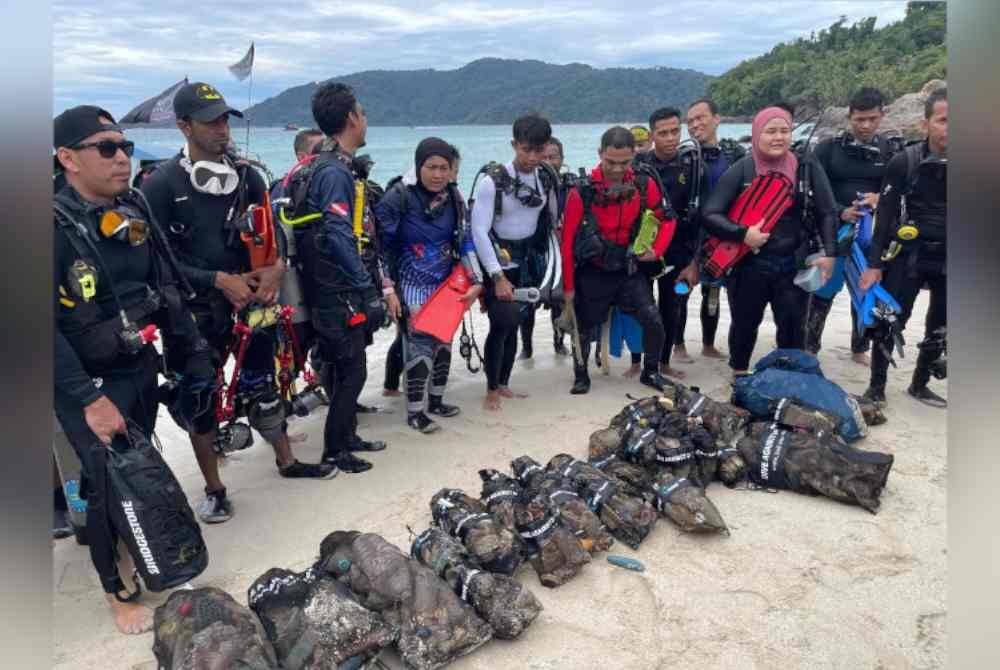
[699,154,837,370]
[808,134,901,354]
[295,143,386,459]
[632,150,708,367]
[54,185,209,596]
[677,142,744,350]
[866,141,946,392]
[142,155,277,436]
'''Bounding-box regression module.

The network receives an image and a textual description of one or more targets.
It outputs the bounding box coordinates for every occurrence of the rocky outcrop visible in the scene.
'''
[812,79,946,142]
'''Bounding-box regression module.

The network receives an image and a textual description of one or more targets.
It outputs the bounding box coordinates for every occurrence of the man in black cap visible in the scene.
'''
[53,105,215,633]
[142,82,335,526]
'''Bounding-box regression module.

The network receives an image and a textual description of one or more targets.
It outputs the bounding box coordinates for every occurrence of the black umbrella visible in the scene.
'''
[120,77,188,124]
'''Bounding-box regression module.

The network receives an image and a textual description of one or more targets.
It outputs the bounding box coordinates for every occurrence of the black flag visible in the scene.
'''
[229,42,255,82]
[120,78,189,124]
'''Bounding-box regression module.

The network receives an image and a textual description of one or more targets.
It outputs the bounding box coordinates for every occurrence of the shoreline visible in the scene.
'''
[53,290,946,670]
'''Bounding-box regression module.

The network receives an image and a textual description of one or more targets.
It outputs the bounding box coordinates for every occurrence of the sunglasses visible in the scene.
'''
[99,209,149,245]
[73,139,135,159]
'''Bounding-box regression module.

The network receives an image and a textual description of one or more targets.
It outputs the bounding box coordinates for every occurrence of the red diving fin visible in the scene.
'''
[410,265,473,343]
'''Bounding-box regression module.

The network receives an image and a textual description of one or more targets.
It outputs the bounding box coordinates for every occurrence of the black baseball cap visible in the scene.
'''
[173,82,244,122]
[53,105,121,149]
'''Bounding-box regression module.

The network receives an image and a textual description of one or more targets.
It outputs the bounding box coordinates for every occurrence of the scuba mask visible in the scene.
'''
[593,182,637,207]
[99,206,149,246]
[181,145,240,196]
[190,160,239,195]
[700,145,722,162]
[839,133,883,163]
[512,176,543,207]
[918,154,947,182]
[424,189,451,219]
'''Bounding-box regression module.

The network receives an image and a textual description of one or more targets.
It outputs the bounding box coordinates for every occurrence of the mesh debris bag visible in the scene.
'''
[769,398,839,436]
[852,394,888,427]
[650,471,729,534]
[546,454,658,550]
[737,423,894,513]
[318,531,493,670]
[410,528,542,640]
[247,566,397,669]
[152,586,279,670]
[514,492,591,587]
[588,454,654,502]
[429,488,523,575]
[609,396,672,432]
[477,469,524,536]
[511,455,613,554]
[587,426,625,462]
[673,387,752,449]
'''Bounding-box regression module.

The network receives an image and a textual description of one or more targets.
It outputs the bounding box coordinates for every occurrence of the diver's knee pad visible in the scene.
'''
[247,392,286,443]
[430,346,452,395]
[404,356,432,412]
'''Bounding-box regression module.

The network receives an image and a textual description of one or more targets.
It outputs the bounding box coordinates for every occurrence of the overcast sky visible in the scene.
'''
[53,0,910,118]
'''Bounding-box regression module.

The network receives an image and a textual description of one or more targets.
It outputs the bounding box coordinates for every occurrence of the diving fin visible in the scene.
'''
[410,265,473,343]
[703,172,795,278]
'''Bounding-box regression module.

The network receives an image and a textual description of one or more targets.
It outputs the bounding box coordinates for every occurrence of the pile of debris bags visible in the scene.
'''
[595,350,895,515]
[152,349,894,669]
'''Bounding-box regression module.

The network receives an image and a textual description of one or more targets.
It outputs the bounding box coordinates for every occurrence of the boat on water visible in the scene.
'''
[284,123,300,131]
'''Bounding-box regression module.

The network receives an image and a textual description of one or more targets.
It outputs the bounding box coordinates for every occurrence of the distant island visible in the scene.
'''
[122,3,944,130]
[244,58,713,127]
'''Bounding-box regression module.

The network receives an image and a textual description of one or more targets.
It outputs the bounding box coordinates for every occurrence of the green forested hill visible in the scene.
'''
[246,58,712,127]
[707,1,946,116]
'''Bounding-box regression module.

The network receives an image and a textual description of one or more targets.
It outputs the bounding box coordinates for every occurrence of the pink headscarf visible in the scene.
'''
[751,106,797,183]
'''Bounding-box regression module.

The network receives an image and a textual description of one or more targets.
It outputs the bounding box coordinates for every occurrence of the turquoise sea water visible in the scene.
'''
[124,123,754,195]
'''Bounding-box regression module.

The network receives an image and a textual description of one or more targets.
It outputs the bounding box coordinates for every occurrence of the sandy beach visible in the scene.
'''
[52,289,946,670]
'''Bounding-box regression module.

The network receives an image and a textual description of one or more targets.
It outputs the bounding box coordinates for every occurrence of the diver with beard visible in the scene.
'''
[860,88,948,408]
[808,87,904,365]
[142,83,336,527]
[470,114,560,411]
[561,126,678,394]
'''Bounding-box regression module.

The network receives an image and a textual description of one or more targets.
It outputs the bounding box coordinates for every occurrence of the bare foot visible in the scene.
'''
[623,364,641,379]
[851,352,871,366]
[673,346,694,363]
[484,392,502,411]
[106,594,153,635]
[701,346,726,359]
[659,364,687,379]
[497,387,529,399]
[731,369,750,381]
[382,388,402,397]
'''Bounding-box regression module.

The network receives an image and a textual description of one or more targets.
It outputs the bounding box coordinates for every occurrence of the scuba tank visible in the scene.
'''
[274,207,310,325]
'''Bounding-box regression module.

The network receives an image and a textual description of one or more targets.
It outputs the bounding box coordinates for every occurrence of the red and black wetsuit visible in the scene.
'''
[561,165,676,372]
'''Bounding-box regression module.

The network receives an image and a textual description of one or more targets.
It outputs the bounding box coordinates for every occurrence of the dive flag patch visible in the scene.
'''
[328,202,349,217]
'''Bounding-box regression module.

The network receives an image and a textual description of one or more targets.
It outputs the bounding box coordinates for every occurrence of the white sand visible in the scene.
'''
[53,289,946,670]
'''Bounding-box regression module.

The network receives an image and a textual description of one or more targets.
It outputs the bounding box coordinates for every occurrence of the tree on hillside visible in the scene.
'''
[706,1,946,116]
